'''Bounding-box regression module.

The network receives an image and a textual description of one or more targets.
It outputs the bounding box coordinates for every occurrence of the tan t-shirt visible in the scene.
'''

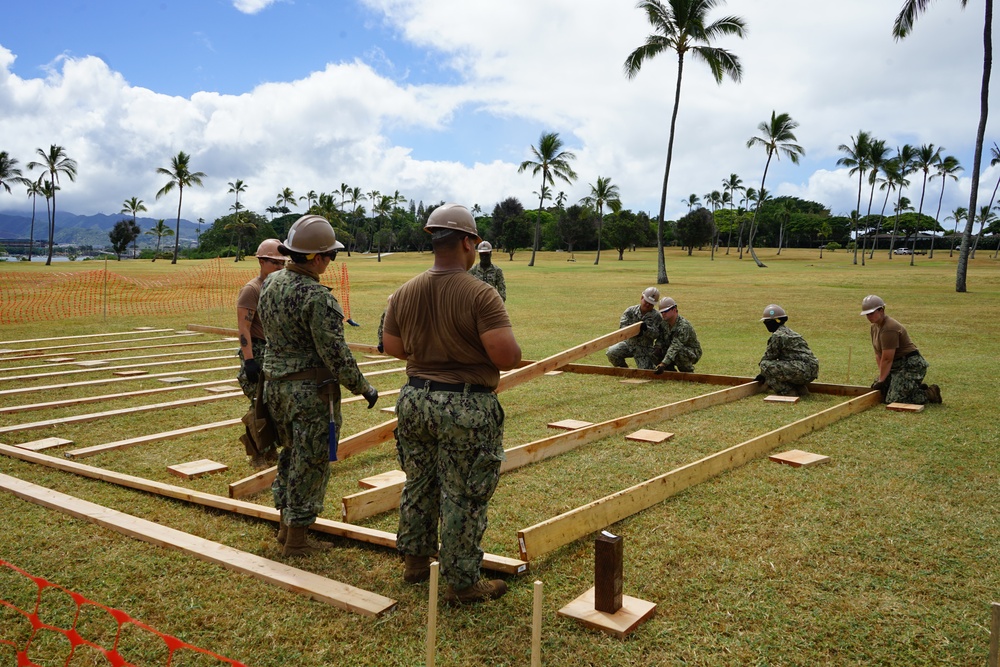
[871,315,917,358]
[236,276,266,341]
[383,268,511,388]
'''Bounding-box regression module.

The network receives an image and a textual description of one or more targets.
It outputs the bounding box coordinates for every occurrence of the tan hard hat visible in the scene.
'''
[477,241,493,253]
[255,238,285,261]
[641,287,660,305]
[283,215,344,254]
[761,304,787,321]
[860,294,886,315]
[658,297,677,312]
[424,203,480,241]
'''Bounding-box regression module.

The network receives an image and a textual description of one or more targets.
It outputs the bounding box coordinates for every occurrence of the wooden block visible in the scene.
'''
[544,370,563,376]
[113,370,149,377]
[158,376,192,383]
[547,419,594,431]
[45,357,76,363]
[764,395,800,403]
[15,437,74,451]
[619,378,651,385]
[887,402,925,412]
[594,531,623,613]
[380,405,396,413]
[75,360,110,367]
[625,429,674,444]
[205,385,240,393]
[557,587,656,639]
[769,449,831,468]
[358,470,407,489]
[167,459,229,480]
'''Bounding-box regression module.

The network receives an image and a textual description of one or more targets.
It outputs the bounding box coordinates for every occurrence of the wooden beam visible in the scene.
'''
[515,390,882,561]
[64,418,242,458]
[186,324,382,355]
[0,340,231,364]
[0,444,527,575]
[0,329,173,347]
[0,391,243,436]
[0,378,242,415]
[0,332,201,357]
[340,382,762,523]
[0,354,236,384]
[0,472,397,617]
[0,365,239,398]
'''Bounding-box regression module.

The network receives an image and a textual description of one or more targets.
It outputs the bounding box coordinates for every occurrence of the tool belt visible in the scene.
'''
[407,377,493,394]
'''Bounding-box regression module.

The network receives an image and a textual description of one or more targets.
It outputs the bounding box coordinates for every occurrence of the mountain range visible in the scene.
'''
[0,210,204,249]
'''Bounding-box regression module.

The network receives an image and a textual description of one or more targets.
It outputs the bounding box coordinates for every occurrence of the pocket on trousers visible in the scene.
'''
[466,442,503,503]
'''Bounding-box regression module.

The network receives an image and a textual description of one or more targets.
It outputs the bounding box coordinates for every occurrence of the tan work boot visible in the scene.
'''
[403,555,431,583]
[277,522,288,545]
[443,579,508,605]
[924,384,942,404]
[282,525,332,557]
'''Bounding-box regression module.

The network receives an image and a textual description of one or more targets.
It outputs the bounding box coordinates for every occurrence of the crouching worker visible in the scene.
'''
[258,215,379,557]
[755,304,818,396]
[654,297,702,373]
[606,287,663,370]
[860,294,941,404]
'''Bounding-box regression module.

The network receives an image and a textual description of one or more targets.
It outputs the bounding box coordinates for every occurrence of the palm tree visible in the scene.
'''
[737,186,757,259]
[225,210,257,261]
[275,187,296,212]
[722,173,742,254]
[837,130,872,265]
[39,180,59,257]
[0,151,31,194]
[144,219,174,261]
[974,142,1000,258]
[946,207,968,257]
[228,179,248,261]
[27,145,78,266]
[971,205,997,257]
[909,143,943,265]
[704,190,724,258]
[683,193,700,211]
[860,138,891,265]
[929,156,962,258]
[581,176,621,265]
[337,183,351,213]
[300,189,318,211]
[625,0,747,284]
[155,151,205,264]
[745,111,804,268]
[870,157,901,258]
[896,0,991,291]
[888,144,917,257]
[518,131,577,267]
[120,197,147,259]
[25,179,43,261]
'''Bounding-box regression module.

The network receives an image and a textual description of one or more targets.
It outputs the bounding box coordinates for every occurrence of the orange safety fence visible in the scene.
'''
[0,559,247,666]
[0,258,350,325]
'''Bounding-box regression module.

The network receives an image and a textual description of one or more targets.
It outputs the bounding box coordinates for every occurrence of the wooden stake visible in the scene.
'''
[531,580,543,667]
[990,602,999,667]
[846,346,852,384]
[426,561,439,667]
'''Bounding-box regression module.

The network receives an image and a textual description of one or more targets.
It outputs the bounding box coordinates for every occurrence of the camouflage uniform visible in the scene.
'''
[258,265,373,527]
[657,314,703,372]
[237,339,266,399]
[606,305,663,370]
[377,309,387,350]
[884,353,929,404]
[395,386,505,590]
[759,325,819,396]
[468,263,507,301]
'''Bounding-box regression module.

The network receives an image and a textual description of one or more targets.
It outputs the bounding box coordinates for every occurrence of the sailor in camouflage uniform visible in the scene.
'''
[468,241,506,301]
[236,239,285,399]
[258,215,379,557]
[755,304,819,396]
[653,296,703,373]
[606,287,663,370]
[383,204,522,605]
[861,294,941,405]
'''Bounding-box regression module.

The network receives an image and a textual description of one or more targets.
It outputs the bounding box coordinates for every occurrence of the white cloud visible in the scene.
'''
[232,0,279,15]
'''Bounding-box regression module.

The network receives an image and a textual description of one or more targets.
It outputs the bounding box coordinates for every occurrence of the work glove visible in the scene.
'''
[243,358,261,385]
[346,318,360,327]
[754,374,766,384]
[654,363,676,375]
[871,378,889,392]
[362,387,379,409]
[638,321,648,335]
[377,342,384,353]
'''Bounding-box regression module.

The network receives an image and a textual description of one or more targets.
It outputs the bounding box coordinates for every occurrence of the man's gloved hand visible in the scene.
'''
[754,374,766,384]
[654,363,676,374]
[377,342,384,353]
[244,358,261,384]
[346,318,361,327]
[638,321,648,335]
[871,378,889,392]
[362,387,379,409]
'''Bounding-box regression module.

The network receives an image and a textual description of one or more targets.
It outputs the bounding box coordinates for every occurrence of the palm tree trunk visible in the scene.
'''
[28,195,36,262]
[528,196,543,267]
[652,54,688,285]
[172,187,183,264]
[871,187,892,259]
[594,211,603,265]
[46,170,56,266]
[851,171,863,265]
[747,153,771,268]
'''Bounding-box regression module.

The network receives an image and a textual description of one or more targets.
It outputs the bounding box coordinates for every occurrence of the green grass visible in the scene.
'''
[1,246,999,666]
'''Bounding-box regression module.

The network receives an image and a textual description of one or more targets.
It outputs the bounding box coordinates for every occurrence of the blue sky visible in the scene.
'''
[0,0,994,228]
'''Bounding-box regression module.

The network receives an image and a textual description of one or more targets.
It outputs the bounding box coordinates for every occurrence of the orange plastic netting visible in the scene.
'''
[0,559,247,666]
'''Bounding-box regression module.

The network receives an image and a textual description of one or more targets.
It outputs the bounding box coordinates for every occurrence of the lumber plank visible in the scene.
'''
[0,365,239,398]
[764,395,800,403]
[0,332,200,357]
[0,354,236,383]
[886,402,925,412]
[0,329,173,347]
[15,437,74,451]
[0,444,527,575]
[168,459,229,479]
[64,418,242,458]
[0,472,396,617]
[0,342,234,367]
[0,379,246,416]
[358,470,407,489]
[516,390,882,561]
[186,324,382,354]
[0,392,244,436]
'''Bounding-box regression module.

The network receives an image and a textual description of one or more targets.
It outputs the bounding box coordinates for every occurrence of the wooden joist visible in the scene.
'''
[0,340,231,364]
[515,390,882,561]
[186,324,382,354]
[0,328,173,347]
[0,354,235,384]
[0,378,245,415]
[0,365,239,398]
[0,472,397,617]
[64,418,242,458]
[0,332,200,357]
[0,444,527,575]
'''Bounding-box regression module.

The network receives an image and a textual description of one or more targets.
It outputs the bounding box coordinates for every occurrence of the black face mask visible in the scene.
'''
[764,319,783,333]
[480,253,492,267]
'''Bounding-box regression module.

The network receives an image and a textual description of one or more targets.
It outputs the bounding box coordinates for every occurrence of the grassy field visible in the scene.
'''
[1,246,999,666]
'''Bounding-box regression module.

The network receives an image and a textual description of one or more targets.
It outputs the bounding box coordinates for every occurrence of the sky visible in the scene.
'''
[0,0,994,228]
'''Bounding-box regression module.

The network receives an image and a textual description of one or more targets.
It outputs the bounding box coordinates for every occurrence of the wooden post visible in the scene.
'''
[990,602,999,667]
[426,561,439,667]
[531,580,543,667]
[594,531,623,613]
[846,346,852,384]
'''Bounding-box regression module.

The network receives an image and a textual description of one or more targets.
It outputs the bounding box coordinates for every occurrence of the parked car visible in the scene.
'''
[893,247,912,255]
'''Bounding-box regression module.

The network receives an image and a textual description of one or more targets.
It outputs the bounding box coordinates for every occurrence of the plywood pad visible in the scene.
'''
[168,459,229,480]
[205,385,240,393]
[619,378,651,385]
[887,402,925,412]
[158,376,192,383]
[45,357,76,363]
[764,395,800,403]
[547,419,594,431]
[625,429,674,444]
[114,370,149,377]
[358,470,407,489]
[557,587,656,639]
[544,370,563,376]
[16,437,74,452]
[769,449,831,468]
[364,354,389,360]
[380,405,396,413]
[75,360,110,367]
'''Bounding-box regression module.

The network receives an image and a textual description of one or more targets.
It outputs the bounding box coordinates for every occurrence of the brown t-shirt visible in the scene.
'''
[383,268,512,388]
[871,315,917,358]
[236,276,266,341]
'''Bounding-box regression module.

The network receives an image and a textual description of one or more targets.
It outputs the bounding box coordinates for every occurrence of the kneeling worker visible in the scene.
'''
[654,296,702,373]
[606,287,663,370]
[861,294,941,404]
[755,304,819,396]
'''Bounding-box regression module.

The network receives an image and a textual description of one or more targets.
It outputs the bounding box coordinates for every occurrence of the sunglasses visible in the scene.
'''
[261,257,285,266]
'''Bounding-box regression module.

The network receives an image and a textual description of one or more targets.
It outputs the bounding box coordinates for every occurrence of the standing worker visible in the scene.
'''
[606,287,662,370]
[258,215,379,557]
[755,304,819,396]
[861,295,941,404]
[236,238,284,399]
[654,296,703,373]
[382,203,521,605]
[468,240,506,301]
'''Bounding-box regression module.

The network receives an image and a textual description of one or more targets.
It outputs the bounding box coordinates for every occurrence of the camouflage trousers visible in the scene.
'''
[662,347,700,373]
[606,341,659,370]
[885,353,929,404]
[237,339,266,399]
[265,378,342,527]
[394,384,505,590]
[760,359,819,396]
